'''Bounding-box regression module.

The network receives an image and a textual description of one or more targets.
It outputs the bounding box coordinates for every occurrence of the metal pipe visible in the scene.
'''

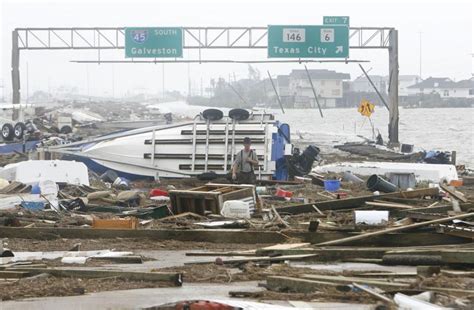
[223,118,229,173]
[204,119,210,171]
[191,115,199,171]
[71,59,370,63]
[228,82,250,106]
[267,71,285,114]
[151,129,156,166]
[358,63,389,111]
[304,65,324,118]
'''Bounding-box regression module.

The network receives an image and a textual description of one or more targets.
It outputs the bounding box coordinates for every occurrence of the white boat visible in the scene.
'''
[46,109,294,180]
[313,161,459,183]
[0,160,89,185]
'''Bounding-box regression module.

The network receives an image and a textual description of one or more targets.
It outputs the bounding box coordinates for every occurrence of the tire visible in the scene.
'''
[229,108,249,121]
[60,125,72,134]
[14,122,26,139]
[1,123,14,141]
[202,109,223,121]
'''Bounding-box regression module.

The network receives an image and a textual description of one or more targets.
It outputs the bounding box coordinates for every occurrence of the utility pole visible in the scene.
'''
[388,29,399,145]
[162,63,165,99]
[200,77,203,97]
[187,62,191,96]
[419,32,422,79]
[112,65,115,99]
[86,66,90,102]
[26,62,29,103]
[11,30,20,107]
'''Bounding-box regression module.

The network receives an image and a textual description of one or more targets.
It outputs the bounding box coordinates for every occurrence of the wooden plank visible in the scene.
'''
[277,188,440,215]
[222,188,253,201]
[316,212,474,246]
[0,227,470,246]
[185,250,257,257]
[349,272,417,278]
[390,205,453,218]
[365,201,414,209]
[386,249,474,264]
[441,270,474,277]
[352,282,394,304]
[462,176,474,186]
[12,268,183,286]
[184,254,318,265]
[440,183,468,203]
[88,256,143,264]
[266,276,343,293]
[0,271,31,278]
[256,243,311,256]
[302,274,410,289]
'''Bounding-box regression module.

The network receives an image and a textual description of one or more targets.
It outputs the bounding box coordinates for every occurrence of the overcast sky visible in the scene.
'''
[1,0,473,99]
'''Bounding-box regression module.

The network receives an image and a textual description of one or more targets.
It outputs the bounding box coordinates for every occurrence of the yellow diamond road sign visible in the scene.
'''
[358,100,375,117]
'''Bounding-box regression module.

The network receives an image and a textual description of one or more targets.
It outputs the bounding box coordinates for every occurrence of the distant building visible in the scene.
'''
[398,75,421,97]
[407,77,474,98]
[351,75,387,93]
[276,75,290,97]
[350,74,421,97]
[279,69,350,108]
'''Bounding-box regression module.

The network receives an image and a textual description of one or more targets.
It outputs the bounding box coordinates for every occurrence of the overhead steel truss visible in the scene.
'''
[11,26,399,143]
[14,27,393,50]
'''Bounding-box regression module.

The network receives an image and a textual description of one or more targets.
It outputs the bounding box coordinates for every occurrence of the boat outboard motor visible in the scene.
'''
[228,108,250,121]
[202,109,224,121]
[287,145,320,178]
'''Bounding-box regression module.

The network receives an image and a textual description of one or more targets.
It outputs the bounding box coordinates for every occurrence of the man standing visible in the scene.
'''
[232,137,258,184]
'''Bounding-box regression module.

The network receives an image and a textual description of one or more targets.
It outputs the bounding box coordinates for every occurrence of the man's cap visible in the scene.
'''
[243,137,251,144]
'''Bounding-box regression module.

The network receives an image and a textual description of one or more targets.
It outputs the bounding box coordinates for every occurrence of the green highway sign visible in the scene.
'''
[323,16,350,26]
[125,27,183,58]
[267,25,349,58]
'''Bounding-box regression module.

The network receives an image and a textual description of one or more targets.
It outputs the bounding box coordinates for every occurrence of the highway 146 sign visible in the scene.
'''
[267,25,349,58]
[125,27,183,58]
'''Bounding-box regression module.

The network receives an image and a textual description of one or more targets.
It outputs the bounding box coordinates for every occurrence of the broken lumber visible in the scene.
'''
[277,187,439,215]
[0,227,469,246]
[302,274,410,290]
[365,201,414,209]
[184,254,317,265]
[11,268,183,286]
[255,243,311,256]
[440,183,468,203]
[385,248,474,264]
[0,270,31,279]
[382,254,443,265]
[352,282,394,304]
[88,255,143,264]
[266,276,343,293]
[185,250,257,257]
[316,212,474,246]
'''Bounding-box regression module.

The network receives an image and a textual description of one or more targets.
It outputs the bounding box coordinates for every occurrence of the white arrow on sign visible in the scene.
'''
[335,46,343,54]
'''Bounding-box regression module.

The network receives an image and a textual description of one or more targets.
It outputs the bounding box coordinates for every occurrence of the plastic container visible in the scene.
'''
[150,188,169,197]
[112,177,130,190]
[343,171,364,184]
[367,174,399,193]
[220,200,251,219]
[31,183,41,194]
[20,201,45,211]
[449,179,463,187]
[324,180,341,192]
[276,188,293,198]
[256,186,267,195]
[0,178,9,190]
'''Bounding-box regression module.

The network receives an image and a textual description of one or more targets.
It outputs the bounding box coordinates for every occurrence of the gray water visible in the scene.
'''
[150,101,474,167]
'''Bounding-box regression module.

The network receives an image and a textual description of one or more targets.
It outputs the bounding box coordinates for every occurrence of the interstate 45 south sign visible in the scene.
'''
[125,27,183,58]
